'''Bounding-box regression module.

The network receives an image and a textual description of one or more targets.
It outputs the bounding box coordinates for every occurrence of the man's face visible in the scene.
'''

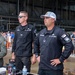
[18,13,28,24]
[44,17,54,27]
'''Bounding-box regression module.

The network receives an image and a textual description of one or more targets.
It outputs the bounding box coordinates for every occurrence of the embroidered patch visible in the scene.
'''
[64,37,71,42]
[61,34,71,42]
[61,34,66,38]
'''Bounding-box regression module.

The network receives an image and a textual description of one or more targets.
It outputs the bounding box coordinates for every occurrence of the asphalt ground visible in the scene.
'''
[4,49,75,75]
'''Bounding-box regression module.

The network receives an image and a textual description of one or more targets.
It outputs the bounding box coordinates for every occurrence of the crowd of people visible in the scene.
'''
[0,11,74,75]
[70,32,75,55]
[1,31,15,49]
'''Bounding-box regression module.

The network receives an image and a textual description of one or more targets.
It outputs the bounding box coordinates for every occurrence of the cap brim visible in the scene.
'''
[40,15,50,18]
[40,15,56,21]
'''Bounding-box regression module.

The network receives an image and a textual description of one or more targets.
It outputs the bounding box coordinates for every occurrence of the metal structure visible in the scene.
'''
[0,0,75,31]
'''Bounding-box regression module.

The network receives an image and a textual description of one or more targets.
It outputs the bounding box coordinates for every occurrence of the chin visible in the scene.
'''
[45,24,47,26]
[19,21,21,24]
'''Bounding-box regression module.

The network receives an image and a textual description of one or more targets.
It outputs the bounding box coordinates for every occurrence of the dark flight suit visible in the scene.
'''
[34,26,74,75]
[12,24,36,72]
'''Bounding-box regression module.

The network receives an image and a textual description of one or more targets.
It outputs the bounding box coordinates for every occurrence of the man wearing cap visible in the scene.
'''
[34,11,74,75]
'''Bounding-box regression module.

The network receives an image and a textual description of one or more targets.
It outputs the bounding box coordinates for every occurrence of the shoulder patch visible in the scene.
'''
[64,37,70,42]
[61,34,66,38]
[61,34,71,42]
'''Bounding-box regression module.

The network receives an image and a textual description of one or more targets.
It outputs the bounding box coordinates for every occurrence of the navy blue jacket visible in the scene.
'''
[34,26,74,70]
[12,24,36,57]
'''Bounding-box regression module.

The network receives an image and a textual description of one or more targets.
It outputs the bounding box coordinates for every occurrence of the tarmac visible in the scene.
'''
[4,49,75,75]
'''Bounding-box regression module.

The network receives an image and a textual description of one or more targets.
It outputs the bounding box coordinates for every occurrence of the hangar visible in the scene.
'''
[0,0,75,31]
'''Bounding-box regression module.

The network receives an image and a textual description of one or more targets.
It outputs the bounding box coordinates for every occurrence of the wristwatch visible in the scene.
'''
[35,54,39,58]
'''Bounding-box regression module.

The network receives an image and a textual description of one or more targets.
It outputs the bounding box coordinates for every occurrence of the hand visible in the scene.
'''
[37,56,40,63]
[50,59,61,67]
[11,52,15,60]
[31,54,36,64]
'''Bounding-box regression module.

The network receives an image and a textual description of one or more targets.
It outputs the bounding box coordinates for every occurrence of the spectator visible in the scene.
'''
[70,32,75,55]
[0,32,7,67]
[6,31,11,49]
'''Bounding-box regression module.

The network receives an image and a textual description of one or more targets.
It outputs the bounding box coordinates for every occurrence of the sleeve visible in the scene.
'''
[70,34,73,38]
[32,26,37,42]
[12,30,17,53]
[34,33,40,56]
[58,29,74,63]
[0,37,7,58]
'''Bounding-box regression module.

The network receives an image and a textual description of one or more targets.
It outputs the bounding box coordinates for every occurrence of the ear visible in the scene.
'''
[52,18,55,22]
[25,16,28,20]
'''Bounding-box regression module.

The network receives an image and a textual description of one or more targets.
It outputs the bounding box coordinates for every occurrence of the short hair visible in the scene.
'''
[19,11,28,17]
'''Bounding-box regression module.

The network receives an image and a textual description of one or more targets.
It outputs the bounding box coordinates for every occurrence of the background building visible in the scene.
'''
[0,0,75,31]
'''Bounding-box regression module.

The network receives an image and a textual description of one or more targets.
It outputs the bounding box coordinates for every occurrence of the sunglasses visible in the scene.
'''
[44,17,50,19]
[18,16,26,18]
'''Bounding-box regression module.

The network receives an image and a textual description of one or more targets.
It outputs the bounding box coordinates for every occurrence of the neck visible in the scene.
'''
[47,23,55,30]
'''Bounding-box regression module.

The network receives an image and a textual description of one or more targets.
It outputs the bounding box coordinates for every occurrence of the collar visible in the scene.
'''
[44,26,56,35]
[19,24,29,31]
